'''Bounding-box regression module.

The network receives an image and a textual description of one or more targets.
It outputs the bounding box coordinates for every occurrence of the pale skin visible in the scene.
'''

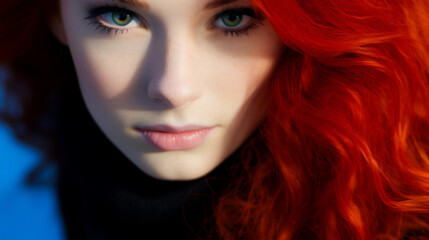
[51,0,285,180]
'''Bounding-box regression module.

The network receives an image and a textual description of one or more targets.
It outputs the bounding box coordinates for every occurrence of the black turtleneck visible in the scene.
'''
[55,81,241,240]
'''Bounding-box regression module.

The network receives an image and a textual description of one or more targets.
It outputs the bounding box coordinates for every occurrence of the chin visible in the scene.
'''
[131,153,224,181]
[140,166,214,181]
[145,171,208,181]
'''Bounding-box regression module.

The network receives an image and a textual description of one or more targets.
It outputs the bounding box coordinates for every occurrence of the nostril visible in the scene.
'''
[150,94,176,109]
[147,77,201,108]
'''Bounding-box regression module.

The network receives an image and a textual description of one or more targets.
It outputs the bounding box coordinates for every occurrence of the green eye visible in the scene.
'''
[221,12,242,27]
[112,11,133,26]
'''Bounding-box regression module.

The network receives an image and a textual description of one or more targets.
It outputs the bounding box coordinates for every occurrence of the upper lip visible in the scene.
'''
[133,124,213,133]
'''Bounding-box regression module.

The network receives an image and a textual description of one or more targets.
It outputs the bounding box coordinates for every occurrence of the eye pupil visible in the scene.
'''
[221,13,242,27]
[227,15,237,21]
[117,13,128,21]
[112,11,132,26]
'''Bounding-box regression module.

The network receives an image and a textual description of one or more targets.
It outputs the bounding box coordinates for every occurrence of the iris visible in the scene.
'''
[221,12,242,27]
[112,11,133,26]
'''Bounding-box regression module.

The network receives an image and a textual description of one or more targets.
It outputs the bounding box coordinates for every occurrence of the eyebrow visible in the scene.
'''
[117,0,150,9]
[203,0,238,10]
[115,0,239,10]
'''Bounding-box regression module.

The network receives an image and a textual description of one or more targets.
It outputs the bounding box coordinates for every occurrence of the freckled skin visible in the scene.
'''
[54,0,285,180]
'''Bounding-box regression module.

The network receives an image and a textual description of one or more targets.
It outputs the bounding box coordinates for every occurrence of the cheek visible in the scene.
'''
[208,50,283,121]
[73,37,149,99]
[61,1,149,100]
[205,25,284,111]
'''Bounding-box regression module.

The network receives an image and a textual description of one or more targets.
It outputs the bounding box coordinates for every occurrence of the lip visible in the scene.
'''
[133,125,215,151]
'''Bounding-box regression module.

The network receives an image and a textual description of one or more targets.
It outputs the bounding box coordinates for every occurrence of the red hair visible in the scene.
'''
[1,0,428,239]
[214,0,429,239]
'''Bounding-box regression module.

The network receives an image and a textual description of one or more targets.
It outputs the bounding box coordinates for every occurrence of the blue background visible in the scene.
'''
[0,68,65,240]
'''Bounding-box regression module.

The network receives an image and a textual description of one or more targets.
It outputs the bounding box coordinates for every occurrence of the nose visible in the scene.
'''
[147,34,202,109]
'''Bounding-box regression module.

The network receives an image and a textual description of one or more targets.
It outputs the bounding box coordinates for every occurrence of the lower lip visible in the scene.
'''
[135,127,214,151]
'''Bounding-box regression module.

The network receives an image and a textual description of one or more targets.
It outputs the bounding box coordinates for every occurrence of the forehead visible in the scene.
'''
[88,0,249,12]
[116,0,239,10]
[78,0,255,25]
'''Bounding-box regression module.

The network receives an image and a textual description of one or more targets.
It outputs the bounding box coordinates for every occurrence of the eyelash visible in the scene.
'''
[216,8,265,37]
[84,5,265,38]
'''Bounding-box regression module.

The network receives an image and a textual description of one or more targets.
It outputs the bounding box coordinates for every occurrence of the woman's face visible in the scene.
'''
[57,0,284,180]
